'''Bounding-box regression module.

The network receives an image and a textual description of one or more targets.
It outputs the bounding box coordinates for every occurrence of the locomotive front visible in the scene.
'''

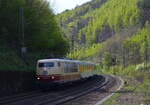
[36,59,63,85]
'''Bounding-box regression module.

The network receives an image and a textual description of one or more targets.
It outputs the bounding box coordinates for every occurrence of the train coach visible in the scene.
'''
[36,58,97,86]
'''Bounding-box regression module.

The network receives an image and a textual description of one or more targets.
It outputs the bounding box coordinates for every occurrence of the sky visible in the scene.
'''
[48,0,92,14]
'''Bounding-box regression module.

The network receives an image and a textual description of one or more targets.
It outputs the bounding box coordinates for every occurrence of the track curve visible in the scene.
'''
[0,74,118,105]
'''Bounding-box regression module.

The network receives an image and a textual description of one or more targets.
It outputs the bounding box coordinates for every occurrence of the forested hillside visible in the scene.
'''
[57,0,150,68]
[0,0,69,70]
[57,0,139,44]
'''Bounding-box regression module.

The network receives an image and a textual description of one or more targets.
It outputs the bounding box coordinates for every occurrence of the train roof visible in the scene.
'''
[37,58,96,65]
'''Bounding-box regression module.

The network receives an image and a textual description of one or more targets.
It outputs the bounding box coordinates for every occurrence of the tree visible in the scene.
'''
[0,0,69,56]
[138,0,150,26]
[102,52,111,69]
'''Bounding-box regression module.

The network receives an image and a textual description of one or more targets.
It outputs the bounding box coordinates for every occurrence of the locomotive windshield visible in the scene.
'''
[38,62,54,67]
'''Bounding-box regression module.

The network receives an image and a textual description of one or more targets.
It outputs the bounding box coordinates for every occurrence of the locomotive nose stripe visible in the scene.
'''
[37,75,62,81]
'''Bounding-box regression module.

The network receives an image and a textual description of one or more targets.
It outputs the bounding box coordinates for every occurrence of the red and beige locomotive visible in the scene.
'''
[36,58,96,85]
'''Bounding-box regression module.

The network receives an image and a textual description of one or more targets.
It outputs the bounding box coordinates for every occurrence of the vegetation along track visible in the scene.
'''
[0,75,117,105]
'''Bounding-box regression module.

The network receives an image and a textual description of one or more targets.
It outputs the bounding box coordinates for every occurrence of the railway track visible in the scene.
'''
[0,75,115,105]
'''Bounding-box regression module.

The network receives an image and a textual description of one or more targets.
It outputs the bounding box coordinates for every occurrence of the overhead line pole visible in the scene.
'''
[144,35,148,70]
[71,35,74,59]
[21,8,25,47]
[19,7,28,65]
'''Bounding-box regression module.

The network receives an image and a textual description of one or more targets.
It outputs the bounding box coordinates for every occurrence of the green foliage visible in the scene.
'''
[135,62,150,70]
[102,52,111,68]
[102,69,150,105]
[0,39,47,70]
[0,0,69,70]
[121,23,150,64]
[57,0,150,67]
[0,42,27,70]
[57,0,140,44]
[102,63,137,76]
[67,43,102,59]
[57,0,150,66]
[0,0,69,54]
[82,0,139,43]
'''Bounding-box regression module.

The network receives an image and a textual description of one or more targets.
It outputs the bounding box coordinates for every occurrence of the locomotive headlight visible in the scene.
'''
[37,77,40,80]
[51,76,55,79]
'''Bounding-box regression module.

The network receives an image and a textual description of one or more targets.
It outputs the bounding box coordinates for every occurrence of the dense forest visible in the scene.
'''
[0,0,69,70]
[57,0,150,69]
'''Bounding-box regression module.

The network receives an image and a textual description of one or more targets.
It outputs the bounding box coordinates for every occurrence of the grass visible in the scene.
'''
[102,93,122,105]
[101,65,150,105]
